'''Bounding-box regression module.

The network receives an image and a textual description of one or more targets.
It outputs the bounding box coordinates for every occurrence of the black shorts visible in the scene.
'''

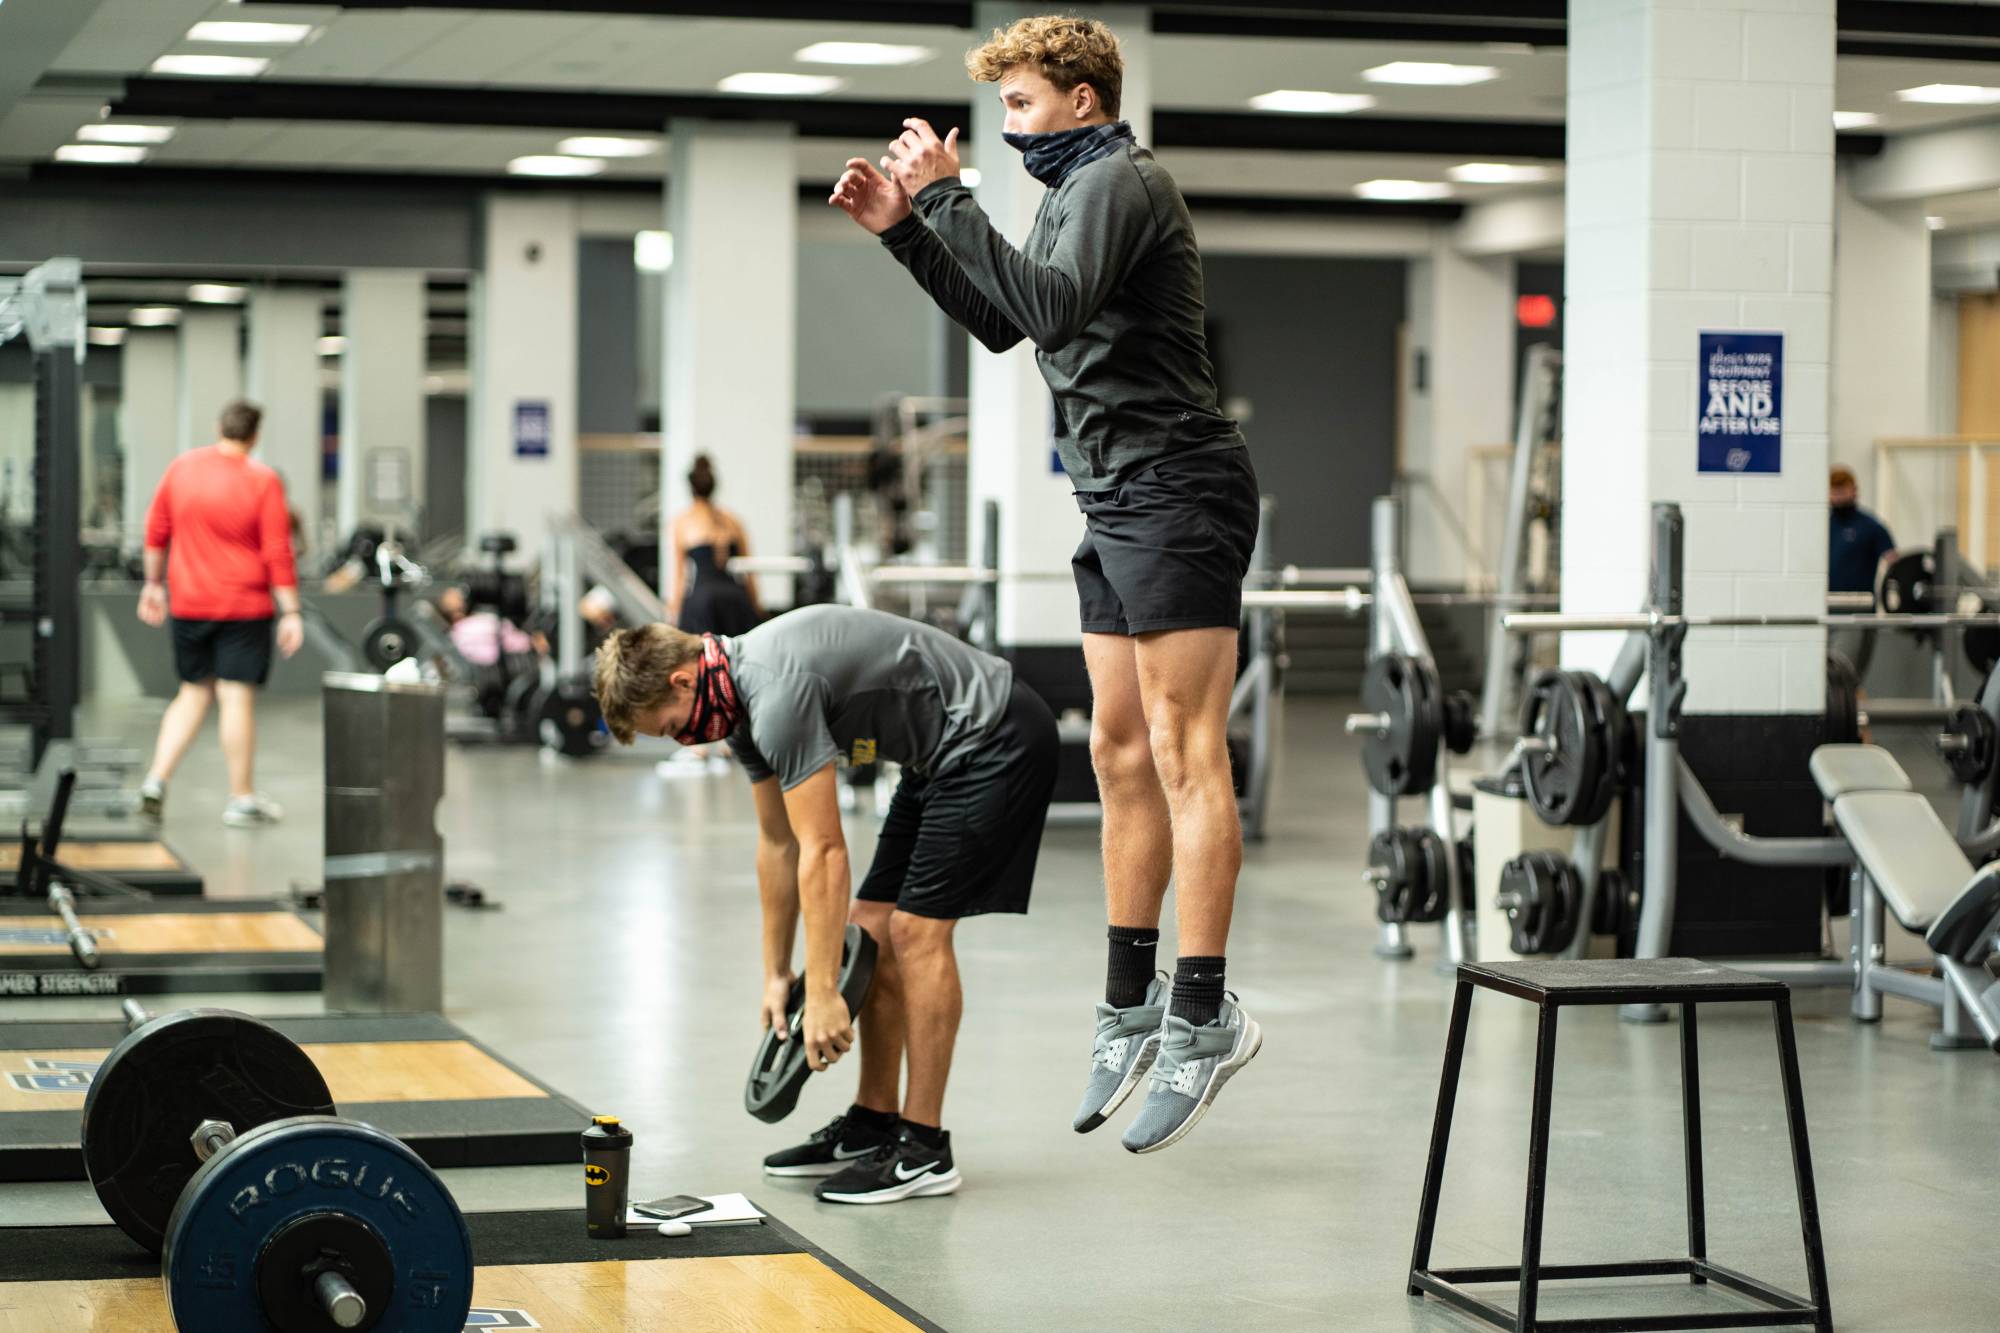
[1072,446,1260,635]
[856,680,1059,920]
[170,617,274,685]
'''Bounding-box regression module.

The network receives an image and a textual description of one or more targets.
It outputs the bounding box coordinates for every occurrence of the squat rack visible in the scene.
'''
[1502,502,2000,1032]
[0,259,85,771]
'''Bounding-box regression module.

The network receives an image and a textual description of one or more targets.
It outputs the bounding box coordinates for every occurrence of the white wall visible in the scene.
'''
[1831,168,1932,474]
[176,307,242,457]
[1563,0,1836,714]
[338,270,428,535]
[469,195,580,562]
[245,288,326,537]
[120,327,178,551]
[663,122,796,602]
[1402,240,1514,585]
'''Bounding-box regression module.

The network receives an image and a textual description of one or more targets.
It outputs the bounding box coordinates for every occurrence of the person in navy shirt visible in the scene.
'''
[1828,465,1897,683]
[1828,465,1896,594]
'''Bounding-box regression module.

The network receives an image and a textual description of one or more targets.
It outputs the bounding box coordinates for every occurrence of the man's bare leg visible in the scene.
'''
[1119,625,1261,1154]
[1133,627,1242,958]
[888,910,960,1129]
[1084,633,1174,936]
[1072,633,1178,1134]
[146,680,214,786]
[215,680,257,801]
[849,899,904,1116]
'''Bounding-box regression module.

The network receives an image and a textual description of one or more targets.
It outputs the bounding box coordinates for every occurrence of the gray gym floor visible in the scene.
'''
[7,694,1993,1331]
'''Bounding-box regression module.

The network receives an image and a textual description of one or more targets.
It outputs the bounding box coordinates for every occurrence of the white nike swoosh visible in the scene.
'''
[892,1160,938,1182]
[832,1144,874,1160]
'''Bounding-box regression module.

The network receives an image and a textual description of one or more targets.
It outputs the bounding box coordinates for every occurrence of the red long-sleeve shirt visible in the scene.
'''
[144,445,298,621]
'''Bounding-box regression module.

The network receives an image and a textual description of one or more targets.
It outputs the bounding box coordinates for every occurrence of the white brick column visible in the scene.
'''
[1564,0,1835,714]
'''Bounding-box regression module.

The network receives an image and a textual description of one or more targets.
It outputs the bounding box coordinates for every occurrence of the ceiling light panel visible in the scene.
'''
[151,54,272,77]
[507,155,605,177]
[55,144,148,164]
[795,42,932,66]
[1354,178,1453,200]
[186,21,315,45]
[556,136,661,158]
[1362,62,1498,87]
[718,73,846,96]
[78,123,175,145]
[1248,90,1376,114]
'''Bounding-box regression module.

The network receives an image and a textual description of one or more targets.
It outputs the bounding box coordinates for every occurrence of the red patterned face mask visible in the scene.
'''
[673,635,742,746]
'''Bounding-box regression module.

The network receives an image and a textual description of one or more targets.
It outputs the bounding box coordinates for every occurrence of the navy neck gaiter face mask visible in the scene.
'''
[1001,120,1134,188]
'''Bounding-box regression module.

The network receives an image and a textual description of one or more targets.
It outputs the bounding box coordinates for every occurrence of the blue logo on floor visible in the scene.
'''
[7,1058,99,1093]
[465,1311,539,1329]
[0,929,72,946]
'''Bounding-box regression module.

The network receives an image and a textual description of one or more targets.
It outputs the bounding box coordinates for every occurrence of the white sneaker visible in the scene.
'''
[222,794,284,828]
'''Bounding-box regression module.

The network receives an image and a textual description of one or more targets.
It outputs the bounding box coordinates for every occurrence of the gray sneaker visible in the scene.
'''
[1120,993,1262,1154]
[138,778,165,825]
[1073,972,1167,1133]
[222,794,284,828]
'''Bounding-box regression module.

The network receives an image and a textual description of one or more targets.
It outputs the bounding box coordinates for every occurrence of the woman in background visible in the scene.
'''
[667,455,761,636]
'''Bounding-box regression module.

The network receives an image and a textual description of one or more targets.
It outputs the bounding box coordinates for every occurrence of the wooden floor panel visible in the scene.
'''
[0,912,320,956]
[0,842,184,873]
[0,1039,545,1112]
[0,1254,922,1333]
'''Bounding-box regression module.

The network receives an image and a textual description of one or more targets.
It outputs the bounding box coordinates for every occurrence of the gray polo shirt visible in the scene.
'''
[723,605,1013,790]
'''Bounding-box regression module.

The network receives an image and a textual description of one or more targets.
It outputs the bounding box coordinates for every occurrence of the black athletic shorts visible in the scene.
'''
[856,679,1059,920]
[170,617,274,685]
[1072,446,1260,635]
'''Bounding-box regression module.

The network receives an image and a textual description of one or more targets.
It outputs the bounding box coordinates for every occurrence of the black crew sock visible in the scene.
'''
[898,1119,948,1152]
[1170,955,1227,1027]
[845,1104,898,1135]
[1106,925,1161,1008]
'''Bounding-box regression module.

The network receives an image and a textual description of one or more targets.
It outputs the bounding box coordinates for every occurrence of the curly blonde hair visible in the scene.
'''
[966,15,1122,118]
[592,623,703,745]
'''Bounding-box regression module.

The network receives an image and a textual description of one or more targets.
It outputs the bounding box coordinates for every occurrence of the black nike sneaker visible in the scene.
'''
[762,1112,898,1178]
[815,1126,961,1205]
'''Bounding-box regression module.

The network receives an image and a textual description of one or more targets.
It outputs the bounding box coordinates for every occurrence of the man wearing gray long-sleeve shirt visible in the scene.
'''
[830,14,1262,1156]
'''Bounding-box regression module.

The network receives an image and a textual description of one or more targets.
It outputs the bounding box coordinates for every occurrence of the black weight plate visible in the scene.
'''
[538,677,608,758]
[1520,671,1603,827]
[1367,830,1408,924]
[255,1210,393,1333]
[1544,857,1583,955]
[1591,867,1624,938]
[1497,853,1544,955]
[1575,672,1627,828]
[1876,549,1934,615]
[745,924,880,1123]
[1360,654,1441,797]
[1966,617,2000,677]
[1825,651,1861,745]
[1456,836,1477,913]
[1941,703,1998,785]
[1441,690,1478,756]
[83,1009,336,1255]
[1409,827,1451,924]
[164,1117,473,1333]
[361,618,417,673]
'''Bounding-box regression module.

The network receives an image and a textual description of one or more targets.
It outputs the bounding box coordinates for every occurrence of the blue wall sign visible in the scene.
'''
[513,400,551,458]
[1697,331,1783,474]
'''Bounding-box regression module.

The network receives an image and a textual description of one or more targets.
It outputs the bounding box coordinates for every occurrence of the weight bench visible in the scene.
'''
[1810,744,2000,1052]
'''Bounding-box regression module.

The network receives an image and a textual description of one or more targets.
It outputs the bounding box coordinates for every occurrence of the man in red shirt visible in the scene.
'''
[136,400,305,826]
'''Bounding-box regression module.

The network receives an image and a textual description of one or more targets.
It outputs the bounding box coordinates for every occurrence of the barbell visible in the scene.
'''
[80,1007,475,1330]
